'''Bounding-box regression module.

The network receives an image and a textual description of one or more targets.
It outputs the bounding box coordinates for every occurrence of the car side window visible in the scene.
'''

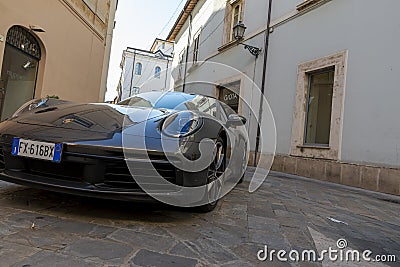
[189,96,217,117]
[217,102,229,123]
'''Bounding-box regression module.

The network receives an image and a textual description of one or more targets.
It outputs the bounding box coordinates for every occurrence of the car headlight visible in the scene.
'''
[161,111,202,138]
[12,98,49,118]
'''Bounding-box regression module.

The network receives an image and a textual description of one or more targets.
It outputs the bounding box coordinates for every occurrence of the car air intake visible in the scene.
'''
[0,147,5,170]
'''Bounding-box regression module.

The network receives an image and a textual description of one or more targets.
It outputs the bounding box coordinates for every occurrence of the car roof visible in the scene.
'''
[126,91,217,101]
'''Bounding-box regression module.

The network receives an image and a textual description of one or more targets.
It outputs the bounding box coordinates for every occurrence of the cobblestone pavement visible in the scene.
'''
[0,169,399,267]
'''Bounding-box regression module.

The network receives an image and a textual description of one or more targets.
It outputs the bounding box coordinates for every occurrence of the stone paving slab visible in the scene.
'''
[131,249,199,267]
[10,250,98,267]
[0,172,399,266]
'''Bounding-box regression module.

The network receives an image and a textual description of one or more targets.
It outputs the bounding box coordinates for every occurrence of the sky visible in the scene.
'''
[105,0,185,101]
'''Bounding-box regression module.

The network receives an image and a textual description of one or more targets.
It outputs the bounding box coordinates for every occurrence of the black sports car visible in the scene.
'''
[0,92,248,211]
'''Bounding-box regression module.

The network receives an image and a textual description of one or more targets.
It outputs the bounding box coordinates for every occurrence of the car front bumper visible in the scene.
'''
[0,169,162,202]
[0,138,209,203]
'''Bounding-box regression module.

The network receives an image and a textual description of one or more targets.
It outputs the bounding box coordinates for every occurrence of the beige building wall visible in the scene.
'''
[0,0,116,103]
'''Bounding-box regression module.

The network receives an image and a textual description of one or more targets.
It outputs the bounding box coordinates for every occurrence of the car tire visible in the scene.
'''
[197,137,226,213]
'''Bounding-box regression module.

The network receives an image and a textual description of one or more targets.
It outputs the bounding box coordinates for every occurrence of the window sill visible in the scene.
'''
[297,145,331,150]
[218,39,241,53]
[296,0,325,11]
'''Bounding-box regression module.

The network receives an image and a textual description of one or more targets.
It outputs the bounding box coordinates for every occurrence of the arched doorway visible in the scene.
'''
[0,26,42,121]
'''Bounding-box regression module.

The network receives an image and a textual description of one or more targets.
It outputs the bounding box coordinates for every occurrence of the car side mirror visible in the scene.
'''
[227,114,247,127]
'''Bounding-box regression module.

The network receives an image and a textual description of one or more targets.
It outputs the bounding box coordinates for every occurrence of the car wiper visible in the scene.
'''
[35,107,58,114]
[158,108,169,113]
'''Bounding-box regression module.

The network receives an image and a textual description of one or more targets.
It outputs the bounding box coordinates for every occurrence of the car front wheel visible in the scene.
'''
[197,137,226,212]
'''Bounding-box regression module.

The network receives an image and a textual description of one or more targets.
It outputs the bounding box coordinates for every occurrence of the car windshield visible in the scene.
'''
[118,92,196,110]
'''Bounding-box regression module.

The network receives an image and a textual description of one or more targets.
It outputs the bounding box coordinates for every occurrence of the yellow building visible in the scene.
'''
[0,0,117,120]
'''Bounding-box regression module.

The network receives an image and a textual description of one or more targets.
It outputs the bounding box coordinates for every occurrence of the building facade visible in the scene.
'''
[168,0,400,196]
[118,39,173,101]
[0,0,117,121]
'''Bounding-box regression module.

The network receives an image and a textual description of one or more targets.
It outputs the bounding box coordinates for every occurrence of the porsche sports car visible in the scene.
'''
[0,92,248,211]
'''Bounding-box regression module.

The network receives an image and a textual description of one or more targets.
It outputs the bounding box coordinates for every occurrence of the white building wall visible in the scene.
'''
[153,41,174,57]
[171,0,270,152]
[171,0,271,79]
[271,0,302,20]
[120,50,172,100]
[171,0,400,168]
[266,0,400,167]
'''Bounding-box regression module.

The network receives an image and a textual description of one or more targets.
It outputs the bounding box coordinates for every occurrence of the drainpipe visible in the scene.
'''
[129,51,136,97]
[254,0,273,166]
[182,13,193,92]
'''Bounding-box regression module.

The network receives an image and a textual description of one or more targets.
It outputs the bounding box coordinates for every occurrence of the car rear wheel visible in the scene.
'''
[197,137,226,212]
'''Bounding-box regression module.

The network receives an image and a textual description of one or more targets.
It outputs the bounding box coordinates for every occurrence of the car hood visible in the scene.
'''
[13,102,169,133]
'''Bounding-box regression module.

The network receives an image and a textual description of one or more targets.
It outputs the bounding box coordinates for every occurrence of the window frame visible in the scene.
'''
[177,50,185,81]
[223,0,245,44]
[154,66,161,79]
[192,30,201,63]
[217,78,242,115]
[290,51,348,160]
[230,1,243,42]
[135,62,142,75]
[132,87,140,95]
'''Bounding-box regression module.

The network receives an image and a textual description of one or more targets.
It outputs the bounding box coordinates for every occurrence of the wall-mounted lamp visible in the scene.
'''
[233,21,262,57]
